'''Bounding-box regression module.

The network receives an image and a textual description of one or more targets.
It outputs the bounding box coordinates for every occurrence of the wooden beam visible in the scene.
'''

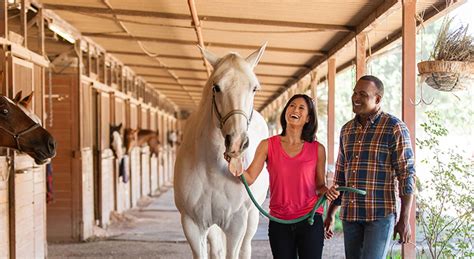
[149,81,203,87]
[37,8,45,55]
[21,0,27,47]
[401,0,416,257]
[150,85,201,90]
[327,58,336,165]
[133,66,296,79]
[139,73,205,81]
[260,0,399,111]
[187,0,211,76]
[42,4,353,32]
[0,0,7,39]
[356,32,366,79]
[82,33,326,55]
[109,50,306,68]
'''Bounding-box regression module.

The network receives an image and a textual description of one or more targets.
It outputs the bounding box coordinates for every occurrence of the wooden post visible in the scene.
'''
[327,58,336,165]
[0,0,7,96]
[356,32,367,79]
[20,0,27,47]
[402,0,416,258]
[37,8,44,56]
[0,0,6,40]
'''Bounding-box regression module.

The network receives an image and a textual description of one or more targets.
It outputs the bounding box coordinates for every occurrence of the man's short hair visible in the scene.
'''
[360,75,384,97]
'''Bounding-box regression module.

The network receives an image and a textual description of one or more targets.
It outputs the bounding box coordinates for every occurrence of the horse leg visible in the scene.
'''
[223,211,248,259]
[182,214,208,259]
[239,207,260,259]
[207,224,226,259]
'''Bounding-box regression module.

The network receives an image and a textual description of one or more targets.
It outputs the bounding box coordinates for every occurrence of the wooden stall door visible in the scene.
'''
[149,110,158,194]
[0,157,9,259]
[95,91,114,227]
[80,81,95,240]
[114,98,130,212]
[127,102,140,207]
[8,58,46,258]
[46,73,75,241]
[140,105,150,196]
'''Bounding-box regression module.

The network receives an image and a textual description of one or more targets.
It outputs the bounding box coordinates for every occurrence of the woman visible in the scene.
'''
[229,94,337,259]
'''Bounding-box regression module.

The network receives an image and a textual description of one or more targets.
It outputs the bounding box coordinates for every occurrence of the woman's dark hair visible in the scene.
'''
[279,94,318,142]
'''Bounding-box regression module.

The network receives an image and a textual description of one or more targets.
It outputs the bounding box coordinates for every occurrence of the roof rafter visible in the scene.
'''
[43,4,353,32]
[110,50,306,68]
[82,33,327,55]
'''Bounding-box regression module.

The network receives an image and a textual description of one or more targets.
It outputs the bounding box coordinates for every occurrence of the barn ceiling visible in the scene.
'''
[36,0,464,113]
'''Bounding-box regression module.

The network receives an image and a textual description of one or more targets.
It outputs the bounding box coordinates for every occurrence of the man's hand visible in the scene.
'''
[324,216,335,239]
[326,184,340,202]
[393,220,411,243]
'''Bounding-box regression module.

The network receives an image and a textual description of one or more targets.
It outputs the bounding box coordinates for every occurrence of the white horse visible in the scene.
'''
[174,43,269,259]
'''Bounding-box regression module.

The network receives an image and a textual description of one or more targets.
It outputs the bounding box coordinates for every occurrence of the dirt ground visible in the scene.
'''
[48,187,346,258]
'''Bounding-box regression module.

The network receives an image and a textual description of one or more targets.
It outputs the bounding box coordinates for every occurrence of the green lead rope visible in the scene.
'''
[240,175,367,225]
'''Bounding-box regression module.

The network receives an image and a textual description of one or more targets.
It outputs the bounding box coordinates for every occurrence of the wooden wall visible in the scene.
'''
[0,157,9,259]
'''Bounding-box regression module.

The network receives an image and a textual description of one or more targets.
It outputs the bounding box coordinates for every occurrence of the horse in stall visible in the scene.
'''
[110,123,124,161]
[174,44,269,259]
[0,91,56,164]
[124,128,160,156]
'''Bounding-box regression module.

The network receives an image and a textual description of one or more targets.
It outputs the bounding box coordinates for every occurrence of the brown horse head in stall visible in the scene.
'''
[137,129,161,156]
[0,91,56,164]
[124,128,160,156]
[124,128,138,154]
[110,123,124,160]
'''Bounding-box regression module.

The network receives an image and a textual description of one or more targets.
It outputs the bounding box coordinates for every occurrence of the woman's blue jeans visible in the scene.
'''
[342,213,395,259]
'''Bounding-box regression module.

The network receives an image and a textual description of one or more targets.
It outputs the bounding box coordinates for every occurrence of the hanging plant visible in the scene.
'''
[417,17,474,91]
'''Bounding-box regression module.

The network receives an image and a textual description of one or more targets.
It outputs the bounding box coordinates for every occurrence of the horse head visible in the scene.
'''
[0,91,56,164]
[200,43,266,159]
[124,128,138,154]
[110,123,124,159]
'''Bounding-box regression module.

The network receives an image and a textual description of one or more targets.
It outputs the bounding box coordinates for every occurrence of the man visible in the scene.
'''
[325,75,415,259]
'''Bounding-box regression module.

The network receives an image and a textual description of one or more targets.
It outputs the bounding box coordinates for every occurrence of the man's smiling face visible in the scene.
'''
[352,79,381,118]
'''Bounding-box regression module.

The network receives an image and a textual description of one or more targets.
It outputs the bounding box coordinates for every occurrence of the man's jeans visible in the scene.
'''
[342,213,395,259]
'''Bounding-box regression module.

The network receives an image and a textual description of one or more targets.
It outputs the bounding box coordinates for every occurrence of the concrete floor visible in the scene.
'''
[48,186,346,258]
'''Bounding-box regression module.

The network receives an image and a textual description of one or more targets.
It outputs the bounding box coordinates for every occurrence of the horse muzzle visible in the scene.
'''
[224,133,249,158]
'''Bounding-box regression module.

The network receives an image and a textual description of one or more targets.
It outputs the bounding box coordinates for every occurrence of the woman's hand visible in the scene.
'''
[325,184,340,202]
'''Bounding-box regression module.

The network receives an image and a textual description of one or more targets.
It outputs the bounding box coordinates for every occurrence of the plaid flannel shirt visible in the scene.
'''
[333,110,415,221]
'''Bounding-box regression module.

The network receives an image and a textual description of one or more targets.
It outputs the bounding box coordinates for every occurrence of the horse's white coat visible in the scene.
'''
[111,131,124,160]
[174,44,269,259]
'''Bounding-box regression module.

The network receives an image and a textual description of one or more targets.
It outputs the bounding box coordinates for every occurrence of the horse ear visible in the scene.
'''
[13,91,23,103]
[246,42,267,69]
[117,123,122,130]
[20,91,34,109]
[197,45,219,68]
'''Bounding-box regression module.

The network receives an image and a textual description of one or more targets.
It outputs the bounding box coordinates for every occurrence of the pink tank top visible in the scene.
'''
[266,135,324,219]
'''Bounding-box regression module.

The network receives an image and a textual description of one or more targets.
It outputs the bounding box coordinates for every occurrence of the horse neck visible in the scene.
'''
[137,130,156,145]
[195,89,222,143]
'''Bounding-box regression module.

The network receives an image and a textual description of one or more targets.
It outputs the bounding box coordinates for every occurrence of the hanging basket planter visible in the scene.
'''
[417,60,474,92]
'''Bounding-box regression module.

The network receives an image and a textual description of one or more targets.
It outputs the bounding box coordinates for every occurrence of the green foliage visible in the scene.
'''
[416,111,474,259]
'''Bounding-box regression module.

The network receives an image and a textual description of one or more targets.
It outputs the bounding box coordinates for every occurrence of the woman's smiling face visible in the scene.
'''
[285,97,309,127]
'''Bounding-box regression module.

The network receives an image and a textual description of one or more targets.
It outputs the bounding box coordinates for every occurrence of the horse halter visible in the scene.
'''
[212,91,254,130]
[0,122,41,152]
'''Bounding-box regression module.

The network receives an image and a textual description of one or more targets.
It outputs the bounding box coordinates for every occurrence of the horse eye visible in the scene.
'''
[212,84,221,93]
[253,86,257,92]
[2,108,7,115]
